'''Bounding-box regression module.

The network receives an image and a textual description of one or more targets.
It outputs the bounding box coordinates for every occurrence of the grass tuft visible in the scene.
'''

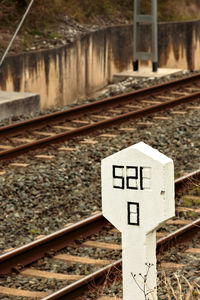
[161,272,200,300]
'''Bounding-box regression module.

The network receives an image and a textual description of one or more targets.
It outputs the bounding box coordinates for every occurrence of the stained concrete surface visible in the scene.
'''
[113,68,184,82]
[0,91,40,121]
[1,19,200,110]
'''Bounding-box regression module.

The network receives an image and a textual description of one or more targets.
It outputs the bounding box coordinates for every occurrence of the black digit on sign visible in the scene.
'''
[126,166,138,190]
[113,165,125,189]
[127,202,140,226]
[140,167,144,190]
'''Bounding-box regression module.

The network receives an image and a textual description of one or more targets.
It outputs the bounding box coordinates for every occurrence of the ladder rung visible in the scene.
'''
[135,51,153,60]
[136,14,153,23]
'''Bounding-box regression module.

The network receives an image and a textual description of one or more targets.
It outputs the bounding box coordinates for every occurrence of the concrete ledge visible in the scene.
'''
[113,68,184,82]
[0,91,40,121]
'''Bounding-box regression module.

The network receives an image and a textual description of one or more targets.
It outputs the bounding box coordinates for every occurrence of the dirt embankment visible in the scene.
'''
[0,0,200,57]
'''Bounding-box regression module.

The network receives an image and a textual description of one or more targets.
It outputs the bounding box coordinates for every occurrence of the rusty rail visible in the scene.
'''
[0,213,108,274]
[43,260,122,300]
[175,169,200,193]
[42,217,200,300]
[1,72,200,138]
[0,169,199,276]
[1,90,200,160]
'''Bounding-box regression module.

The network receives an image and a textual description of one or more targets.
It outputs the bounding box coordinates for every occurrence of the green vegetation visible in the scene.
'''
[183,185,200,207]
[183,195,200,207]
[30,228,39,235]
[49,32,62,40]
[0,0,200,55]
[0,0,62,30]
[62,0,133,23]
[1,0,200,32]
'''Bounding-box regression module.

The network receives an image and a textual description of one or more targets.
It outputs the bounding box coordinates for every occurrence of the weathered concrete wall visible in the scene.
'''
[0,30,112,110]
[0,91,40,121]
[0,20,200,110]
[158,20,200,70]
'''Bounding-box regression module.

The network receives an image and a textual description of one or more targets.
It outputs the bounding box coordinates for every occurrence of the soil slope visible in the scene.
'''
[0,0,200,56]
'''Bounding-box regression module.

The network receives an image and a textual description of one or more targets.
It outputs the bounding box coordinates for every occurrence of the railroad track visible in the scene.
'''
[0,169,199,299]
[0,73,200,160]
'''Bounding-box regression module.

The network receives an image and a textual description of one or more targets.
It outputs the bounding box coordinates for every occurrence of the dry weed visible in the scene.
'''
[161,272,200,300]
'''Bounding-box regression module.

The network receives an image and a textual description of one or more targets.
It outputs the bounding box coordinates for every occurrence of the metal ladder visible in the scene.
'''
[133,0,158,72]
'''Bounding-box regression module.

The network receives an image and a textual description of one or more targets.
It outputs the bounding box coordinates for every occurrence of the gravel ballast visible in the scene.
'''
[0,107,200,297]
[0,72,200,300]
[0,96,199,251]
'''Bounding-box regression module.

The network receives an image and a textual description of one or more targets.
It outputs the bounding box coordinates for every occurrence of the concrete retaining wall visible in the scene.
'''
[0,91,40,121]
[0,20,200,110]
[159,20,200,70]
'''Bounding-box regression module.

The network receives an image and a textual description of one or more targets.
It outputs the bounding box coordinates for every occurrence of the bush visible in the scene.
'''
[0,0,63,31]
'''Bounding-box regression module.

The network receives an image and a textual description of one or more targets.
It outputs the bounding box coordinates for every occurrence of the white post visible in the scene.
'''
[102,142,175,300]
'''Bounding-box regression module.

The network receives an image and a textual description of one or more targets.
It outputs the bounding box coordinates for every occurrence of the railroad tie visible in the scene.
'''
[54,254,114,265]
[160,262,185,269]
[72,120,89,124]
[9,163,29,167]
[58,147,76,151]
[0,286,49,298]
[33,131,56,136]
[35,155,55,159]
[100,134,117,138]
[0,171,6,175]
[91,115,111,120]
[156,95,174,100]
[20,268,83,281]
[141,100,161,104]
[137,121,154,126]
[0,145,13,150]
[80,139,98,144]
[185,248,200,254]
[188,106,200,110]
[108,109,122,113]
[53,125,75,130]
[81,241,121,250]
[172,91,189,96]
[176,207,200,213]
[124,104,141,109]
[118,128,136,131]
[156,231,170,238]
[166,219,191,225]
[153,116,169,120]
[11,138,36,143]
[170,111,186,115]
[97,297,122,300]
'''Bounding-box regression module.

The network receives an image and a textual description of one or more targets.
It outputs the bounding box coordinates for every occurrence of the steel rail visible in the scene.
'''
[156,217,200,251]
[42,259,122,300]
[42,218,200,300]
[0,169,199,275]
[0,72,200,138]
[175,169,200,193]
[0,213,108,274]
[0,90,200,160]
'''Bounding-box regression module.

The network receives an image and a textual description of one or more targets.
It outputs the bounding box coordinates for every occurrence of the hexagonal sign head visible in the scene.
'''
[102,142,175,234]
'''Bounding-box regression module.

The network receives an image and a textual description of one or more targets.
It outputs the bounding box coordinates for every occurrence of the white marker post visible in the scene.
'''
[102,142,175,300]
